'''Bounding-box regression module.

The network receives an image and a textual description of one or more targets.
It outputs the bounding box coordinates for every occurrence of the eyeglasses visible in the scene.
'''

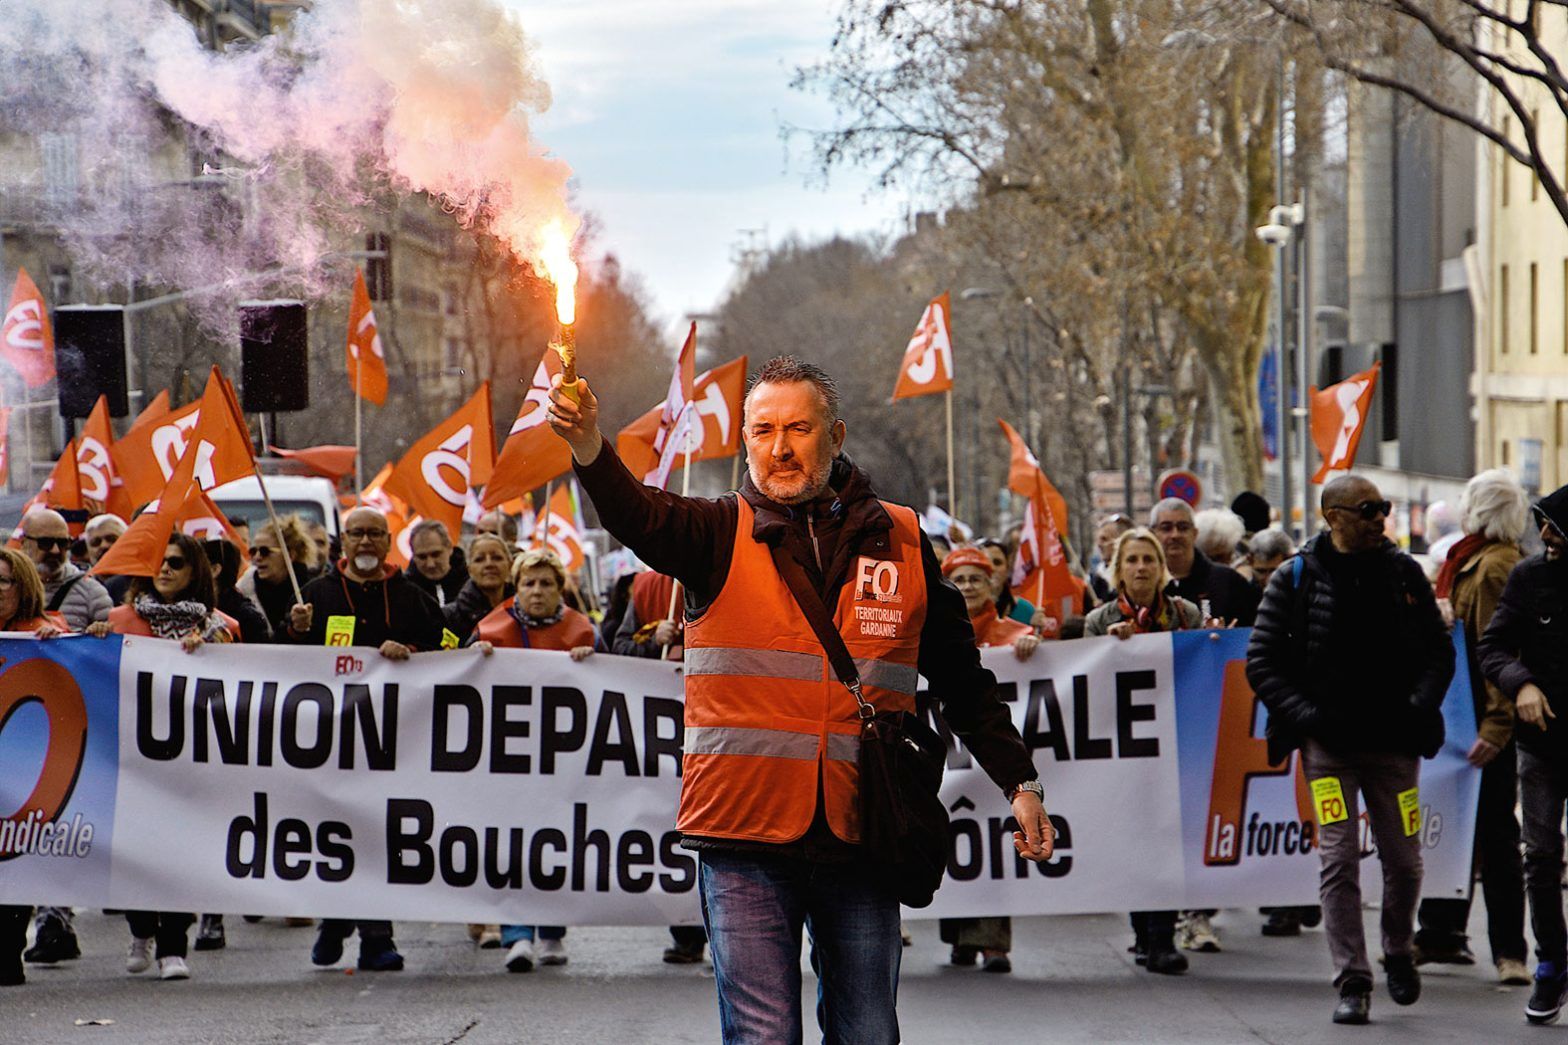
[1326,499,1391,522]
[1152,521,1195,535]
[162,556,187,571]
[248,545,276,558]
[343,528,389,541]
[25,535,71,551]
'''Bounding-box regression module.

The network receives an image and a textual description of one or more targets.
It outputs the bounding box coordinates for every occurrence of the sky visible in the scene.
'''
[506,0,910,330]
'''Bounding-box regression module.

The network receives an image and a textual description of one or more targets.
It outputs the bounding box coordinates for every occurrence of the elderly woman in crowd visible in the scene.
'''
[473,548,602,973]
[88,533,238,981]
[1416,469,1531,984]
[1085,528,1202,974]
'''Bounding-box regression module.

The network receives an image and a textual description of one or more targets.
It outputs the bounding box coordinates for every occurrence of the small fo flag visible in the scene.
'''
[892,293,954,400]
[1310,364,1380,483]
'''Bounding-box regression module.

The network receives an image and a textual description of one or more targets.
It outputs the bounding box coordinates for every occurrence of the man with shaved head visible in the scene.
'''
[286,505,446,973]
[1247,474,1454,1025]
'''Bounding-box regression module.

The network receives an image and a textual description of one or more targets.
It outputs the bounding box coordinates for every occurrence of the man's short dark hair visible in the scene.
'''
[746,356,841,422]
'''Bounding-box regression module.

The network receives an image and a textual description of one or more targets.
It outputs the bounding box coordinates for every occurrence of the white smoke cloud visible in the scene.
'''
[0,0,576,320]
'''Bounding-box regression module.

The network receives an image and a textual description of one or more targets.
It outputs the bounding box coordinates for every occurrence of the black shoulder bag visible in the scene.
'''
[768,544,950,908]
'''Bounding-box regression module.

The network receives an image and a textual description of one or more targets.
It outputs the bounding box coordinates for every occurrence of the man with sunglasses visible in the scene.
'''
[1247,474,1453,1025]
[1479,483,1568,1024]
[15,508,114,968]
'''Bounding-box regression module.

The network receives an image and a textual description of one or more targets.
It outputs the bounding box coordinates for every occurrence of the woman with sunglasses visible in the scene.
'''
[87,533,239,981]
[237,514,321,639]
[472,547,602,974]
[1084,528,1202,976]
[0,549,70,987]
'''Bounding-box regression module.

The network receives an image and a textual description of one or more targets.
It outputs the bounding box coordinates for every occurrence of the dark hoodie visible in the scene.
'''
[289,560,446,651]
[574,440,1037,856]
[404,545,468,607]
[1478,483,1568,755]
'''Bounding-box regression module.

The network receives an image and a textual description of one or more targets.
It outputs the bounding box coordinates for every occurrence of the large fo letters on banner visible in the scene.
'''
[0,631,1478,922]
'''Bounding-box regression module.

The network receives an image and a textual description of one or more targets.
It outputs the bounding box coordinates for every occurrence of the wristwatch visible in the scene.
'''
[1007,780,1045,802]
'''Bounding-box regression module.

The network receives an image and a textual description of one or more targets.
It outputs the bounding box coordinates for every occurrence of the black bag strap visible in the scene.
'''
[47,573,83,613]
[766,542,873,720]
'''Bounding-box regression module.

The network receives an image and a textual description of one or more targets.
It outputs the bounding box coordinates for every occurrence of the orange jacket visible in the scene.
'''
[679,497,927,845]
[108,604,240,641]
[474,601,597,652]
[969,603,1032,648]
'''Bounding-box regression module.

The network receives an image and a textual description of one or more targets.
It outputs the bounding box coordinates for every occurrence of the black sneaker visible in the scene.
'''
[357,939,404,972]
[1527,963,1568,1025]
[0,959,23,987]
[1414,939,1475,966]
[662,940,705,964]
[311,924,347,967]
[1334,976,1372,1025]
[949,945,978,967]
[1261,910,1301,937]
[1145,947,1189,975]
[22,922,79,964]
[1385,954,1420,1006]
[194,915,226,951]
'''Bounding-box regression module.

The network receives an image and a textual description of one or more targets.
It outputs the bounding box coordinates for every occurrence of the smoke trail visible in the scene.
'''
[0,0,576,319]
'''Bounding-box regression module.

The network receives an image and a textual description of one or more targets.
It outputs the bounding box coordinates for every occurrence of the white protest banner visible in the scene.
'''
[0,631,1479,922]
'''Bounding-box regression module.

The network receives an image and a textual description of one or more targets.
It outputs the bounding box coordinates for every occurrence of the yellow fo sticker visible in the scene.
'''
[325,615,356,648]
[1311,777,1348,826]
[1398,786,1421,836]
[440,628,460,651]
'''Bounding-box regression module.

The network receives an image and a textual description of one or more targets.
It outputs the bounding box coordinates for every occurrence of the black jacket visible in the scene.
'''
[1478,552,1568,756]
[444,578,513,642]
[575,442,1037,810]
[1169,549,1260,627]
[288,563,446,651]
[1246,534,1453,762]
[218,588,272,644]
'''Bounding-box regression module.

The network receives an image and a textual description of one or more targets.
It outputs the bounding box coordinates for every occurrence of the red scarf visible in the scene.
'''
[1116,588,1177,634]
[1435,533,1489,599]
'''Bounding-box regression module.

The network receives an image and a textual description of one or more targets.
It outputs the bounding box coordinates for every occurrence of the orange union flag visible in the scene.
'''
[1310,364,1380,483]
[346,268,388,405]
[2,268,56,388]
[617,356,747,481]
[892,292,954,400]
[483,353,571,510]
[385,383,495,535]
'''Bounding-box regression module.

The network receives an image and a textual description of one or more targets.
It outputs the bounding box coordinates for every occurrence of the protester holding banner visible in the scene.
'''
[1414,469,1529,985]
[238,514,321,638]
[1478,482,1568,1024]
[84,513,132,606]
[472,547,601,973]
[86,532,238,980]
[443,532,515,641]
[1084,527,1202,975]
[548,355,1050,1045]
[1247,475,1454,1025]
[611,570,683,661]
[1151,498,1259,627]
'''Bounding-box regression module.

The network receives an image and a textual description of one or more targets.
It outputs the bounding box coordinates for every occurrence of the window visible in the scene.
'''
[1501,264,1510,353]
[1531,262,1539,353]
[40,133,79,205]
[1502,117,1511,206]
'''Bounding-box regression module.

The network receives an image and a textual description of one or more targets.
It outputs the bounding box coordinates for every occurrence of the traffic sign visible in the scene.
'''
[1156,469,1203,506]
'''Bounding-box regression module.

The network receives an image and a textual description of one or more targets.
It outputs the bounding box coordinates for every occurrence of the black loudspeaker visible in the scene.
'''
[239,300,309,413]
[55,305,129,419]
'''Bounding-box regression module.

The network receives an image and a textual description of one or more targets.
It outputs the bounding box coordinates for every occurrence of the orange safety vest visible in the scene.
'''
[679,497,928,845]
[474,601,597,652]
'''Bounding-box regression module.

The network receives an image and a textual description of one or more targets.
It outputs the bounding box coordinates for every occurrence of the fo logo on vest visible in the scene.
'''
[854,557,902,604]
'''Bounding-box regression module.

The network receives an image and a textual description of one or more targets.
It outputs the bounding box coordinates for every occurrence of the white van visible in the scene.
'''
[208,474,342,539]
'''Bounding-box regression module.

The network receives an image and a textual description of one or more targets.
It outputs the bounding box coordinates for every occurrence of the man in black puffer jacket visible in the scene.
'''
[1478,482,1568,1025]
[1246,475,1453,1026]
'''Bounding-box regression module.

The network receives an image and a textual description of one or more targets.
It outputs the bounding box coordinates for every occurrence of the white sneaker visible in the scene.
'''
[536,938,567,966]
[158,956,190,980]
[1180,912,1221,953]
[504,940,534,973]
[126,937,153,974]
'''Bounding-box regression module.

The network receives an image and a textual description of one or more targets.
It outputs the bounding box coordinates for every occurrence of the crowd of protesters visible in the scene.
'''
[4,450,1568,1030]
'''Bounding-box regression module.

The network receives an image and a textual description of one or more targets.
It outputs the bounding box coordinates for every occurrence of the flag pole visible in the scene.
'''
[253,411,304,603]
[538,481,552,546]
[659,449,692,658]
[354,375,364,500]
[945,389,956,521]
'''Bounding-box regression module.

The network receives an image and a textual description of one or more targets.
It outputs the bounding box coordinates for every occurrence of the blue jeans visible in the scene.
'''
[699,850,901,1045]
[500,925,565,946]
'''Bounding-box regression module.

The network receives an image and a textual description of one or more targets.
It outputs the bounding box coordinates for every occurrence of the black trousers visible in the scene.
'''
[2,906,30,972]
[319,919,394,943]
[1416,741,1527,963]
[1130,911,1176,949]
[125,911,195,959]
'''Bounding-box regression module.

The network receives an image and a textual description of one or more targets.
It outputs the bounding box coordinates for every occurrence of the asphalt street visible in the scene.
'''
[0,905,1545,1044]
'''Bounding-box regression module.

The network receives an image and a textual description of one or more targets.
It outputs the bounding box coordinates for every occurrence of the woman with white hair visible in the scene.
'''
[1416,468,1530,984]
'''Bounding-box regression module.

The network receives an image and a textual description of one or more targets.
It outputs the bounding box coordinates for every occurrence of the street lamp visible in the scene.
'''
[1256,199,1310,541]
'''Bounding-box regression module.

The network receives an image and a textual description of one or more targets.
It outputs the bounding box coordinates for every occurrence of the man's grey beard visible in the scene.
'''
[352,554,381,574]
[751,456,833,506]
